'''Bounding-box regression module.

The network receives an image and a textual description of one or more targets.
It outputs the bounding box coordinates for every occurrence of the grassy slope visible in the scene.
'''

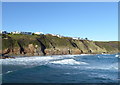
[2,34,40,49]
[94,41,119,52]
[2,34,119,53]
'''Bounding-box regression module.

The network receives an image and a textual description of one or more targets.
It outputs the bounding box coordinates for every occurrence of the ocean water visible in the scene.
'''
[1,54,119,83]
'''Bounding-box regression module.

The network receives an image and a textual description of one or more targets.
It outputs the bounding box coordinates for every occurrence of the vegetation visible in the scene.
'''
[94,41,119,52]
[1,34,119,55]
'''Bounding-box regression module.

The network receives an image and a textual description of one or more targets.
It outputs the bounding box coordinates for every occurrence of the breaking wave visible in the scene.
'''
[6,71,13,74]
[115,54,120,58]
[50,59,88,65]
[0,54,90,66]
[1,56,56,66]
[1,54,118,83]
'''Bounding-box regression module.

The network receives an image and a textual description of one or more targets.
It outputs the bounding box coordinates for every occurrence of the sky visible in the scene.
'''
[2,2,118,41]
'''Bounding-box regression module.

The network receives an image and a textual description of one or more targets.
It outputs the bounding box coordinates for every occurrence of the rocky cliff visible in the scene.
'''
[1,34,119,56]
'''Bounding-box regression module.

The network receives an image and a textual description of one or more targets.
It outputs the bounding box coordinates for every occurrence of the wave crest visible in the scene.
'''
[50,59,88,65]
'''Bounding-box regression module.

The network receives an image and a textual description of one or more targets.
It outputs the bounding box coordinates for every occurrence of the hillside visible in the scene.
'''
[1,34,119,56]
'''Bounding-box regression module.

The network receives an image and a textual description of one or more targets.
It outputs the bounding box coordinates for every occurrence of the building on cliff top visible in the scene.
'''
[11,31,21,34]
[51,34,62,38]
[11,31,32,35]
[0,30,8,34]
[20,32,32,35]
[72,37,80,40]
[34,32,43,35]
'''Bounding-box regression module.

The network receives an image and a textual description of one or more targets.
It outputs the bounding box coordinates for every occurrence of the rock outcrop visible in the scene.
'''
[1,34,119,56]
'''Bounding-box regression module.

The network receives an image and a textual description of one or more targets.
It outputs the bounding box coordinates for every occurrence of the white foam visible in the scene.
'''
[86,63,118,70]
[115,55,120,58]
[102,54,111,55]
[0,55,89,66]
[50,59,88,65]
[1,56,57,66]
[97,56,100,58]
[1,55,80,66]
[80,54,92,56]
[6,71,13,74]
[64,73,71,75]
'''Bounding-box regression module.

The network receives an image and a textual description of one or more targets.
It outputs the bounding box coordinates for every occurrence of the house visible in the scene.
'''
[51,34,62,38]
[34,32,43,35]
[56,34,62,38]
[11,31,20,34]
[0,31,8,34]
[0,31,2,34]
[51,34,56,36]
[72,37,80,40]
[20,32,32,35]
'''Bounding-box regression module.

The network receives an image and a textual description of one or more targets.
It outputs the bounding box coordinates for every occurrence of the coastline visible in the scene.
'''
[1,34,119,59]
[1,52,118,59]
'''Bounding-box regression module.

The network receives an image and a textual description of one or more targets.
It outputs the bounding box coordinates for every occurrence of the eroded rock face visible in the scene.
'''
[1,34,119,56]
[45,48,66,55]
[28,44,35,53]
[1,41,117,56]
[24,44,45,56]
[2,48,10,54]
[12,47,20,55]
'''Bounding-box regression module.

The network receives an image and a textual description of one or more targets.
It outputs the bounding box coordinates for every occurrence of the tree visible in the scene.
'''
[85,38,88,40]
[32,33,35,35]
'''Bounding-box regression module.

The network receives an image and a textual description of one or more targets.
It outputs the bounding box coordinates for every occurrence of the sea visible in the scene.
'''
[0,54,119,84]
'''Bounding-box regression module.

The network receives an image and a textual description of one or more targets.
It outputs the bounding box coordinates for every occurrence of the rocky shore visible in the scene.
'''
[1,34,119,58]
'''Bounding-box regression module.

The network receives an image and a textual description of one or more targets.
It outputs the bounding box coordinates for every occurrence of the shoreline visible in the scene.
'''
[1,52,118,59]
[2,34,119,59]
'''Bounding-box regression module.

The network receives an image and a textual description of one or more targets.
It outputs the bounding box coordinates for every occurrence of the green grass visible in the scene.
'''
[94,41,119,51]
[2,34,119,53]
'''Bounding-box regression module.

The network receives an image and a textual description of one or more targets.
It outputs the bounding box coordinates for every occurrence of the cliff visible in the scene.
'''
[1,34,119,56]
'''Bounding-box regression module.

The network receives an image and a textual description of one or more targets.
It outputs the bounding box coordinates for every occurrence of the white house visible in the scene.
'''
[0,30,2,34]
[11,31,21,34]
[0,30,8,34]
[56,34,62,38]
[34,32,43,35]
[51,34,56,36]
[20,32,32,35]
[72,37,80,40]
[51,34,62,38]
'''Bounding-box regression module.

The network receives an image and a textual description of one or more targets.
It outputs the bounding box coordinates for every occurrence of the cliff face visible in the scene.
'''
[1,34,119,56]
